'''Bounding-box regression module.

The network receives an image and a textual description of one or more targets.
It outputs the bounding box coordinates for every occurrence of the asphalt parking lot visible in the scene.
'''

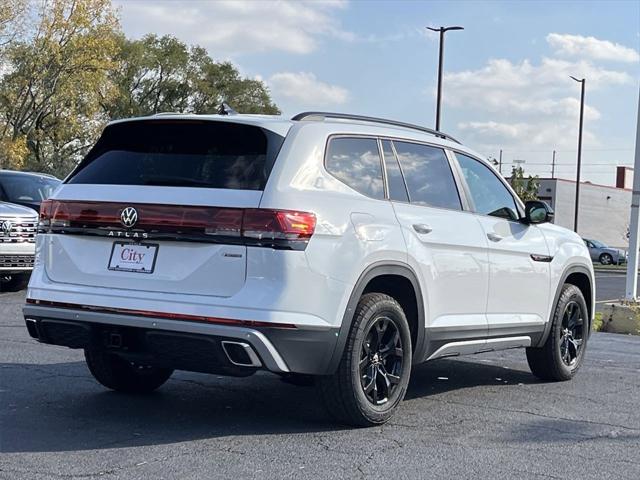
[1,281,639,479]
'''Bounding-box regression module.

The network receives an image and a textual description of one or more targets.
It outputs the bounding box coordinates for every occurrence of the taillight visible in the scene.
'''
[39,200,316,250]
[243,209,316,240]
[38,199,53,230]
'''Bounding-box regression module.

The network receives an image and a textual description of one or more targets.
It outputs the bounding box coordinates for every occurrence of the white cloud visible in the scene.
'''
[114,0,351,56]
[269,72,349,105]
[443,55,633,150]
[547,33,640,63]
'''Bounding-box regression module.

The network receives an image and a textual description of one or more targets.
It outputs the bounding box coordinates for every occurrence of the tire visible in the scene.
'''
[599,253,613,265]
[318,293,412,427]
[0,273,30,292]
[84,347,173,393]
[526,284,589,381]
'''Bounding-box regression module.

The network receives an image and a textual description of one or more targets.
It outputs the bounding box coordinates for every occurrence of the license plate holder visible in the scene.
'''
[108,242,159,274]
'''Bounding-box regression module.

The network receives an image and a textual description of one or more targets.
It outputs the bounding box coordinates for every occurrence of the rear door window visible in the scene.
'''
[67,121,285,190]
[393,141,461,210]
[325,137,385,199]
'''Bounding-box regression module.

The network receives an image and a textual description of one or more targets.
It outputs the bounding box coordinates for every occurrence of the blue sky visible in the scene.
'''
[116,0,640,185]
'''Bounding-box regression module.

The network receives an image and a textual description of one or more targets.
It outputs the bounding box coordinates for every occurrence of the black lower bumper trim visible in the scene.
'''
[27,318,257,377]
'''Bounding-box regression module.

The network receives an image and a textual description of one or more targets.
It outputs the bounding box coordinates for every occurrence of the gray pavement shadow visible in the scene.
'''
[505,418,640,444]
[2,357,538,454]
[406,357,538,399]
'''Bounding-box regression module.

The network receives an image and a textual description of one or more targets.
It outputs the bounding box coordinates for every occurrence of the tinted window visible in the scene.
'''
[381,140,409,202]
[393,141,461,210]
[67,121,284,190]
[456,153,519,220]
[325,137,385,199]
[0,175,60,203]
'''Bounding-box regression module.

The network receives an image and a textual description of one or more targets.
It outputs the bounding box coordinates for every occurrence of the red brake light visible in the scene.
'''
[243,209,316,240]
[38,199,53,228]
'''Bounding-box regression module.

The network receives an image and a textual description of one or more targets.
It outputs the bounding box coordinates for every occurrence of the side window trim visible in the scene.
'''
[376,138,390,200]
[388,139,411,203]
[444,149,474,212]
[450,150,525,221]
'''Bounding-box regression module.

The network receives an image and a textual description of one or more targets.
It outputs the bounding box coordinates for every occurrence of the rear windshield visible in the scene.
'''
[67,120,285,190]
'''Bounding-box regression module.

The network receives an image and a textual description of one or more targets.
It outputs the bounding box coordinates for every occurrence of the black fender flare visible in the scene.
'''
[325,261,426,374]
[536,264,594,347]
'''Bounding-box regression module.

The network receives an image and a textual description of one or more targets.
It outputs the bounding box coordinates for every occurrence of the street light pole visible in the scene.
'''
[625,86,640,301]
[427,25,463,131]
[570,76,585,233]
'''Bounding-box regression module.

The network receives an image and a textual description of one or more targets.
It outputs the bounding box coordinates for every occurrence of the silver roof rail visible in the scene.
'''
[291,111,461,144]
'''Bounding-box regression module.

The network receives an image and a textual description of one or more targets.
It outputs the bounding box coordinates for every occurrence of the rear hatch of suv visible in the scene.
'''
[40,118,291,298]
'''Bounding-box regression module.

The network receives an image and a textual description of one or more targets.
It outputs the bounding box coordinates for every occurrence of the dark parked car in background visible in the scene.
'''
[583,238,627,265]
[0,170,61,212]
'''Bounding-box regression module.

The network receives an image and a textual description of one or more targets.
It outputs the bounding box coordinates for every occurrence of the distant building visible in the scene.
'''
[537,167,632,249]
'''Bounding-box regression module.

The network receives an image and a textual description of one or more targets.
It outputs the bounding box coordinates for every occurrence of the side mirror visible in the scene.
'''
[524,200,554,225]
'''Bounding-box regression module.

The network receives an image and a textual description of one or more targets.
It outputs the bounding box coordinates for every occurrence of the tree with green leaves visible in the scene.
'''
[0,1,279,178]
[105,34,279,119]
[0,0,120,174]
[509,165,540,202]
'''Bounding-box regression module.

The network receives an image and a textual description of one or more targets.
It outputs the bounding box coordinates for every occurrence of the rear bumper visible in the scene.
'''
[23,304,340,376]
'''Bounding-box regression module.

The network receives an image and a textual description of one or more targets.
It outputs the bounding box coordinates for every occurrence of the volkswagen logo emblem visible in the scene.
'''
[120,207,138,228]
[1,220,12,235]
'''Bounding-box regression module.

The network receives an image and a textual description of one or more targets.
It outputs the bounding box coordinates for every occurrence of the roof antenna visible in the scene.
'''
[218,102,238,116]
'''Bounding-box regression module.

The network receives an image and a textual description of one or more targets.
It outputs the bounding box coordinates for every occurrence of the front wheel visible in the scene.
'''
[318,293,412,426]
[526,284,589,381]
[85,347,173,393]
[599,253,613,265]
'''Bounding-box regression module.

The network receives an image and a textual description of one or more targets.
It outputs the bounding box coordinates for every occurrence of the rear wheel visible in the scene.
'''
[85,347,173,393]
[526,284,588,381]
[599,253,613,265]
[318,293,412,426]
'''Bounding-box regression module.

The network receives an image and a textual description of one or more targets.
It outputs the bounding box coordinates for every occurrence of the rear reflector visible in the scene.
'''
[38,200,315,249]
[26,298,297,329]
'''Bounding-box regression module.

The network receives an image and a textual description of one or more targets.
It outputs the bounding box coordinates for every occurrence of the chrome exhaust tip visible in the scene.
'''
[221,341,262,368]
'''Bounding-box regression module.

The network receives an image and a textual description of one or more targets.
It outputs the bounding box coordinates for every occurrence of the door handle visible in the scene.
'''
[412,224,432,234]
[487,233,503,242]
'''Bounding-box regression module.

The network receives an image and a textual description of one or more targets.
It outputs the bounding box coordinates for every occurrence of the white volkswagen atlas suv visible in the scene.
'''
[23,111,594,426]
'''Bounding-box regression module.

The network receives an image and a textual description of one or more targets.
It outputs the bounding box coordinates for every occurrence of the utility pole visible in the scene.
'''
[625,86,640,301]
[570,76,585,233]
[551,150,556,179]
[427,25,464,131]
[498,149,503,175]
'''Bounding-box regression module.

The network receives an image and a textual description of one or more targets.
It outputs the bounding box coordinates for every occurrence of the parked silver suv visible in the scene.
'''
[0,202,38,290]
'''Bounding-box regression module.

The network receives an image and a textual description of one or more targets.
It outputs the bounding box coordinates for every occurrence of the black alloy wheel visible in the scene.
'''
[359,316,404,405]
[559,301,584,367]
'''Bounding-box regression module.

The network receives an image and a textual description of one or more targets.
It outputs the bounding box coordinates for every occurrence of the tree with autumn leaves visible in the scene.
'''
[0,0,279,177]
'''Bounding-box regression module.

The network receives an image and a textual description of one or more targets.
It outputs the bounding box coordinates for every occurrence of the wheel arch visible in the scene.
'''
[537,264,594,347]
[325,261,426,374]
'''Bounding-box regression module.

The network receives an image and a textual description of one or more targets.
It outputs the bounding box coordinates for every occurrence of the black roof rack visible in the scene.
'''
[291,111,461,144]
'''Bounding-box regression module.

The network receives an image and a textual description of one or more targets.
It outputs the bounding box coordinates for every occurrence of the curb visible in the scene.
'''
[594,268,634,274]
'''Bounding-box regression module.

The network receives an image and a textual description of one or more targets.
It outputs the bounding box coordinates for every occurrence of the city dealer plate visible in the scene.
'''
[108,242,159,274]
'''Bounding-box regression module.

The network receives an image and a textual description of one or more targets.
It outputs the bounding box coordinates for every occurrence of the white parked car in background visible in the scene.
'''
[23,111,594,426]
[1,202,38,290]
